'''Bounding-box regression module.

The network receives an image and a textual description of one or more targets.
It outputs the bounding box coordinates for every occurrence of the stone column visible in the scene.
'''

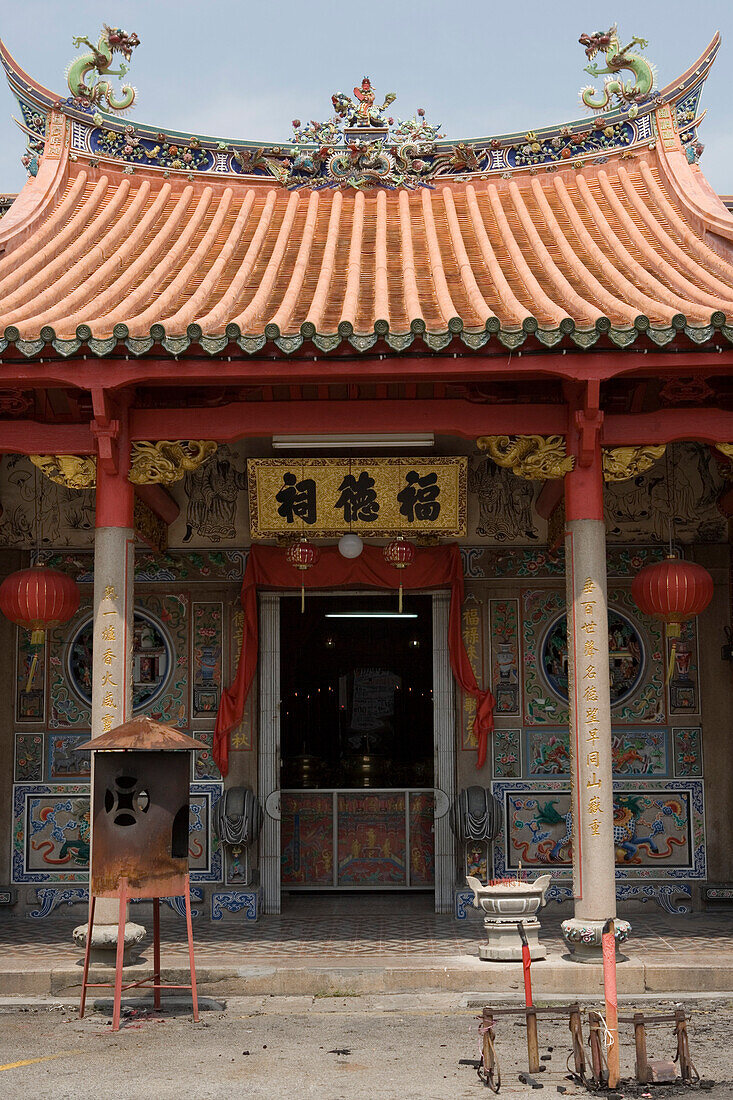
[77,420,144,958]
[258,594,281,914]
[560,422,630,961]
[432,591,456,914]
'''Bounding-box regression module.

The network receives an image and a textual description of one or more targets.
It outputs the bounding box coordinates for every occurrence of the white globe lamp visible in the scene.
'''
[338,533,364,558]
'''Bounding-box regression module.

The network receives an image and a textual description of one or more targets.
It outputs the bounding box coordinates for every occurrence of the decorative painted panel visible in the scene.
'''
[48,597,188,729]
[668,618,700,715]
[192,602,223,717]
[14,734,43,781]
[47,732,91,781]
[489,599,520,715]
[12,782,223,884]
[43,548,247,584]
[527,728,667,777]
[492,728,522,779]
[492,779,705,881]
[459,545,666,581]
[460,595,485,751]
[15,630,45,724]
[673,728,703,777]
[408,791,435,886]
[522,589,664,726]
[281,792,334,886]
[337,793,407,885]
[192,727,221,781]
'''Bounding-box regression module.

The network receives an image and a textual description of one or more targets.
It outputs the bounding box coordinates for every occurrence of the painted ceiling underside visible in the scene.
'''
[2,36,733,358]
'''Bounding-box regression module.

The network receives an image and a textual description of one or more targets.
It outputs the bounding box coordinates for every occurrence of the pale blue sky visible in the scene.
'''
[0,1,732,193]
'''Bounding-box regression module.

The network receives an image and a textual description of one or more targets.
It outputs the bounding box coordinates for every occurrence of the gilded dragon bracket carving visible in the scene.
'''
[30,454,97,489]
[476,435,575,480]
[128,440,217,485]
[601,444,666,482]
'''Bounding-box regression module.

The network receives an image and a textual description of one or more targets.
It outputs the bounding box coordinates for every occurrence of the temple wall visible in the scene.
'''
[0,438,730,919]
[459,545,713,914]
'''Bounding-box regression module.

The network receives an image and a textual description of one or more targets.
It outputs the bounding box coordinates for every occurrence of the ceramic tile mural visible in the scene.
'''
[521,588,664,726]
[460,595,485,751]
[491,779,705,881]
[47,732,91,781]
[668,618,701,715]
[673,728,703,777]
[528,729,571,775]
[489,599,520,715]
[281,792,334,886]
[409,791,435,886]
[192,602,223,717]
[492,729,522,779]
[337,793,407,886]
[14,734,43,781]
[526,728,668,777]
[12,782,223,884]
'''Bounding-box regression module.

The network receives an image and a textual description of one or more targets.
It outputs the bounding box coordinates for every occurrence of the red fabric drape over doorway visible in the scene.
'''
[213,544,494,776]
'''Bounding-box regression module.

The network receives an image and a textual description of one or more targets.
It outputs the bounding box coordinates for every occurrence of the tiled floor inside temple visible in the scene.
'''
[1,893,732,968]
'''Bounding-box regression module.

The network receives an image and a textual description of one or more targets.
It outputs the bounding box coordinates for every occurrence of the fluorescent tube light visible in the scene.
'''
[272,434,434,449]
[325,612,418,619]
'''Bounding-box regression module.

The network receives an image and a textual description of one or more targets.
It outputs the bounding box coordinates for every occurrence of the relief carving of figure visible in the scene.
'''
[182,445,247,543]
[469,458,538,541]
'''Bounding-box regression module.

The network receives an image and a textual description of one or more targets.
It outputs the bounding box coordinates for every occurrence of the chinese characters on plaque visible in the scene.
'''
[578,577,605,839]
[248,458,467,538]
[98,584,119,734]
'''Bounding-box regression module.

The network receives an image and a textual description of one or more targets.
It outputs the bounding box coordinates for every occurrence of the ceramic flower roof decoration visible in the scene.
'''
[65,24,140,113]
[579,24,656,116]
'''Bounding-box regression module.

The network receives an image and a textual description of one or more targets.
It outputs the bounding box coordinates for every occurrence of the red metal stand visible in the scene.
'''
[79,873,199,1031]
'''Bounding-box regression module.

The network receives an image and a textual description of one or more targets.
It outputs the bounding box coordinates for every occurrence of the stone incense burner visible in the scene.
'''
[465,873,551,961]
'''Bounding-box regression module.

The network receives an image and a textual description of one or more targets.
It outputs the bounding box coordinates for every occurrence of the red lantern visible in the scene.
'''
[285,537,320,612]
[632,555,713,679]
[383,536,416,613]
[0,564,80,689]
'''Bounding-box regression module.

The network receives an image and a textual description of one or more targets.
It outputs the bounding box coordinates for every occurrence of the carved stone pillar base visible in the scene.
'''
[561,916,631,963]
[478,916,545,962]
[72,921,146,967]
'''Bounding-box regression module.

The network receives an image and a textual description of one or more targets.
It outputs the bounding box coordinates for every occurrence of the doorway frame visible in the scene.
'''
[258,590,456,914]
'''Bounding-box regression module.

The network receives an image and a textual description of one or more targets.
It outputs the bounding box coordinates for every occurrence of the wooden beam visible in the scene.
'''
[603,409,733,445]
[128,399,569,442]
[0,421,95,453]
[1,347,732,392]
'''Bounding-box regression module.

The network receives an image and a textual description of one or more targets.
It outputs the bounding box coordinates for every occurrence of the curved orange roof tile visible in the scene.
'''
[1,146,733,348]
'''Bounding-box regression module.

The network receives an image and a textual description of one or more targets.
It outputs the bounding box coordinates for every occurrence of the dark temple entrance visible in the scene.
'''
[279,593,435,890]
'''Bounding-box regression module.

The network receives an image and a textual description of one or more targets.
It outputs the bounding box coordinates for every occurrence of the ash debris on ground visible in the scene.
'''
[0,994,731,1098]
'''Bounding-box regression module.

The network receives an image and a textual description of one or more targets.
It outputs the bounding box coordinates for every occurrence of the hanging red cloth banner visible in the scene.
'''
[214,543,494,776]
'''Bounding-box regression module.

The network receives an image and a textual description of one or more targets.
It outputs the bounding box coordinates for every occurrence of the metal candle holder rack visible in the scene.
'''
[77,717,206,1031]
[475,920,699,1092]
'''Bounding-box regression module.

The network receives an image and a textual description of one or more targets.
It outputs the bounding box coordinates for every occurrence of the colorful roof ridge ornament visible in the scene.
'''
[66,24,140,113]
[286,79,443,190]
[579,24,656,117]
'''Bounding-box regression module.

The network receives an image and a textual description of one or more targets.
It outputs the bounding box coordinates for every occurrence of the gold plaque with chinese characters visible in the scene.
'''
[248,457,467,539]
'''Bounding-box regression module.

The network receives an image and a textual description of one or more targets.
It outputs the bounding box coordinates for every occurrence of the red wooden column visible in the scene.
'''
[560,403,630,961]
